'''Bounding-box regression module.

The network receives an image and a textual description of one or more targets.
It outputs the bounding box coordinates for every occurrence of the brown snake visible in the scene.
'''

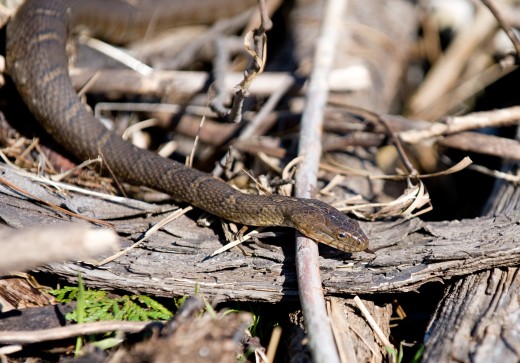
[6,0,369,252]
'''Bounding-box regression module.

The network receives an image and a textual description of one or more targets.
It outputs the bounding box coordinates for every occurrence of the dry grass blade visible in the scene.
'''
[374,180,431,219]
[96,206,192,266]
[324,157,472,219]
[49,157,103,182]
[79,34,153,75]
[265,326,282,363]
[369,156,473,180]
[209,228,264,257]
[353,296,395,358]
[339,179,432,220]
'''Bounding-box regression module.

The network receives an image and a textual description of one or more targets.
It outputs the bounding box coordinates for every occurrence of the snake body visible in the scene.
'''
[6,0,369,252]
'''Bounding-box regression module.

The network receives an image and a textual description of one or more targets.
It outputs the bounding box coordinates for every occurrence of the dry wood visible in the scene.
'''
[334,297,392,362]
[399,106,520,144]
[1,167,518,302]
[38,207,520,299]
[421,145,520,362]
[423,268,520,362]
[326,106,520,163]
[0,275,56,311]
[4,2,415,361]
[439,131,520,161]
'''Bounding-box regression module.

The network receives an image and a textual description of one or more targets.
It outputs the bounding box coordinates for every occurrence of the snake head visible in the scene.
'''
[287,199,369,253]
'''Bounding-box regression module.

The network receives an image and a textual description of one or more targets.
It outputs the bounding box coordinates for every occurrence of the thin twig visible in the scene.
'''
[481,0,520,63]
[212,71,295,177]
[50,157,102,182]
[0,321,155,344]
[399,106,520,144]
[79,35,153,75]
[211,0,270,122]
[381,120,417,175]
[294,0,348,362]
[69,68,362,97]
[167,8,254,70]
[187,114,206,168]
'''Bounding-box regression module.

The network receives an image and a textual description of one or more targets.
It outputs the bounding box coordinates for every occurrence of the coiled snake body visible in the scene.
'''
[6,0,369,252]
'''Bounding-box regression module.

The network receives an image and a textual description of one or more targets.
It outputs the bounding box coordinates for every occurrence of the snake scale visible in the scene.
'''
[6,0,369,252]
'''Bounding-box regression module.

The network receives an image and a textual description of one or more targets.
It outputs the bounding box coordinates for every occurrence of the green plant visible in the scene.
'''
[50,276,174,356]
[385,343,404,363]
[411,344,425,363]
[50,286,173,323]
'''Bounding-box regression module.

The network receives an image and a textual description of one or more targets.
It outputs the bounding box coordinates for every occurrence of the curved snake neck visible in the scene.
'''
[6,0,369,252]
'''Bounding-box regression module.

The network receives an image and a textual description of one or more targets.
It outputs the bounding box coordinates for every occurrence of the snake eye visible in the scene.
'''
[337,232,347,240]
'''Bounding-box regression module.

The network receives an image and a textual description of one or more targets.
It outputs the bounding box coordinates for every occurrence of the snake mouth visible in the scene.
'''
[324,232,369,252]
[348,234,370,252]
[293,224,366,252]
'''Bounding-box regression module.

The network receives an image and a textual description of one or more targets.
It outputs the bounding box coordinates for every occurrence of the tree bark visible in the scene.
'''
[422,158,520,362]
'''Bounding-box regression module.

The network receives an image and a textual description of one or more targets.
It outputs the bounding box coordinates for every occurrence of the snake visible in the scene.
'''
[6,0,369,253]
